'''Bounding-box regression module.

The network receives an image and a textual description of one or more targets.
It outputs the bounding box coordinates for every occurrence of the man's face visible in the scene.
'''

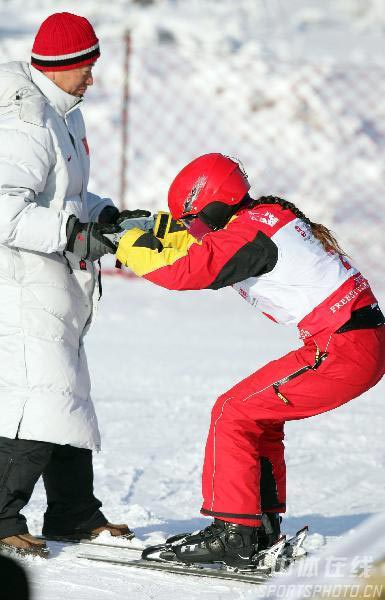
[45,65,94,97]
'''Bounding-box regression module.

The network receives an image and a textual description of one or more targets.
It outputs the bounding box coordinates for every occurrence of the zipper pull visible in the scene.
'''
[273,385,290,405]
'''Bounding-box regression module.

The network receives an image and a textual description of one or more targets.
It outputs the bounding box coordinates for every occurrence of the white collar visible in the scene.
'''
[30,65,82,118]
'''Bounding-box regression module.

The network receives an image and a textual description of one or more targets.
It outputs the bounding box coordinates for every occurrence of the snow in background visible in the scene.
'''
[0,1,384,598]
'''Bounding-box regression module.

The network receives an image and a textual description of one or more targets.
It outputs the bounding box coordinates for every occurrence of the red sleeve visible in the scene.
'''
[144,212,279,290]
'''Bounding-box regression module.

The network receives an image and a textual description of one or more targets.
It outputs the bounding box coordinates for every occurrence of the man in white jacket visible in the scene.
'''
[0,12,148,556]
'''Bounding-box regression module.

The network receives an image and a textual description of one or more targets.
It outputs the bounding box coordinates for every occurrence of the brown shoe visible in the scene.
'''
[45,522,135,542]
[0,533,49,558]
[90,522,135,540]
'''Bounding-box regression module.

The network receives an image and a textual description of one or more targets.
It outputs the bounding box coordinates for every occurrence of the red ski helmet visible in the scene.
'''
[168,153,251,221]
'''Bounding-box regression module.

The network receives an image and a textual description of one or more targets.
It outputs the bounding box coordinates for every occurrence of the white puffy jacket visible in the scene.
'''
[0,61,115,450]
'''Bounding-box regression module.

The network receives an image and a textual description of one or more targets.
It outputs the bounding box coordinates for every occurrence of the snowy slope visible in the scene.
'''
[17,276,385,600]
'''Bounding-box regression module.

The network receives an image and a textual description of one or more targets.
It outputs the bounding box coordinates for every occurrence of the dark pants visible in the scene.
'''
[0,437,107,539]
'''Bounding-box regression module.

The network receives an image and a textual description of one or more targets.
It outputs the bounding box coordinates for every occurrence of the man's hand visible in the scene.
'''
[117,209,151,224]
[65,215,120,261]
[98,206,151,225]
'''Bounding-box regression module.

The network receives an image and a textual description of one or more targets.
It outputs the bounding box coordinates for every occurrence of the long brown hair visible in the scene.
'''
[253,195,347,256]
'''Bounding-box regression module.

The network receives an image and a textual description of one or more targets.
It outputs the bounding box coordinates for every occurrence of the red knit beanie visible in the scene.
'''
[31,12,100,72]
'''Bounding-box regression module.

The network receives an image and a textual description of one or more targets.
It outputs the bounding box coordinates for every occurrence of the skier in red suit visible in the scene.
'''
[116,153,385,568]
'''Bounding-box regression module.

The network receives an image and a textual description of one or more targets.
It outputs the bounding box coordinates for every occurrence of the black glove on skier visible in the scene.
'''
[65,215,120,261]
[98,206,151,225]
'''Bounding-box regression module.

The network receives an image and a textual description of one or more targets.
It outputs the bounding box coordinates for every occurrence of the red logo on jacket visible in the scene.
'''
[82,137,90,155]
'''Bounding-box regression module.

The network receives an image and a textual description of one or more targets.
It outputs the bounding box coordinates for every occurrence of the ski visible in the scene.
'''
[40,536,145,553]
[78,526,308,585]
[0,537,145,561]
[77,552,269,584]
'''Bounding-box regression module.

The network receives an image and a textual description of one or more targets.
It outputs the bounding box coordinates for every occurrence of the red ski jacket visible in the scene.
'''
[116,204,376,338]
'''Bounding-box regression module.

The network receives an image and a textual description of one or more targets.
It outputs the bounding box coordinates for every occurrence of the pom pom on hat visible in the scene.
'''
[31,12,100,72]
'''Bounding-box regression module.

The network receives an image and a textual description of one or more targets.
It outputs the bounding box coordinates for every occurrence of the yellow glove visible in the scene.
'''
[153,211,197,251]
[116,228,152,269]
[116,213,198,277]
[116,226,182,277]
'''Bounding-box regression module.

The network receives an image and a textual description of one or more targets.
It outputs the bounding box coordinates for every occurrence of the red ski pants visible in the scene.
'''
[201,326,385,526]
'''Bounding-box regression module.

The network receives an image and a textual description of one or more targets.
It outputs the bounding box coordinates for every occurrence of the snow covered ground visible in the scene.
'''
[17,275,385,599]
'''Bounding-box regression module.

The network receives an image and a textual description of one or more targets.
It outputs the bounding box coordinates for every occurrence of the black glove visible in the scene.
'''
[98,206,151,225]
[117,209,151,225]
[98,206,120,224]
[65,215,120,261]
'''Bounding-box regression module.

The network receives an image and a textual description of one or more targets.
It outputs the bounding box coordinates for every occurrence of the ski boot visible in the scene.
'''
[143,516,307,574]
[160,519,259,568]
